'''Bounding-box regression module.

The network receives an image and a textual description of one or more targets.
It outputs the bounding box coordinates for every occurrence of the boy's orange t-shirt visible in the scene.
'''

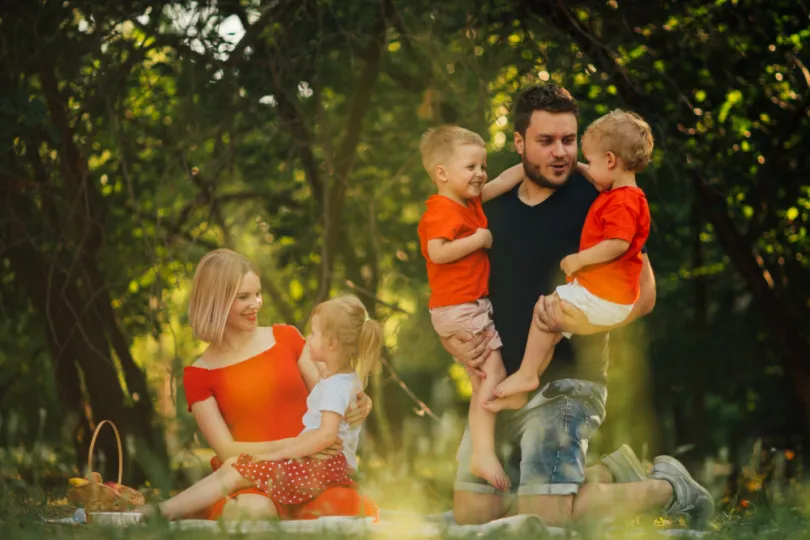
[417,194,489,309]
[573,186,651,305]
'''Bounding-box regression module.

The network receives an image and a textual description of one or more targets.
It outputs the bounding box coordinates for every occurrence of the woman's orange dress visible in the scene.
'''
[183,324,378,520]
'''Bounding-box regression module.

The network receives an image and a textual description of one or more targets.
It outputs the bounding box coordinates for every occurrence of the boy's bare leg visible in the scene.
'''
[468,349,510,490]
[139,462,255,520]
[491,324,560,403]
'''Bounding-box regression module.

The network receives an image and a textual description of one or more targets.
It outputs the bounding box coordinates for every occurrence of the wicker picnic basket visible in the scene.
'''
[66,420,145,513]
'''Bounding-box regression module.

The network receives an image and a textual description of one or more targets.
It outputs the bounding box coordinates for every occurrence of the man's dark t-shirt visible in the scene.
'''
[484,173,609,385]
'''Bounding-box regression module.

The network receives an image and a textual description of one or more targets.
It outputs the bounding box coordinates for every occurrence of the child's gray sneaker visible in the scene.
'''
[600,444,647,483]
[650,455,715,529]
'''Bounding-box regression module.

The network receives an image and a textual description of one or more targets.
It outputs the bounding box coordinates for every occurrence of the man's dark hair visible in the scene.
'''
[513,83,579,137]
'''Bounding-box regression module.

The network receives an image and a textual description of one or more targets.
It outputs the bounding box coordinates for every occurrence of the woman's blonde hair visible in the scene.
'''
[311,295,383,387]
[188,248,258,343]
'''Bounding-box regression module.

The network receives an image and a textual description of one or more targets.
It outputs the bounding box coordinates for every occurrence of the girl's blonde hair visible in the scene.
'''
[311,295,382,387]
[188,248,258,343]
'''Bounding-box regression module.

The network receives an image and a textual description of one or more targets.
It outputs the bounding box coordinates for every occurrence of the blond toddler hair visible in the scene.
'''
[583,110,654,172]
[420,125,485,181]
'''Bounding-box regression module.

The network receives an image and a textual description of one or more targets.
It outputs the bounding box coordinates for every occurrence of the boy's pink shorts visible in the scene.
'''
[429,298,503,350]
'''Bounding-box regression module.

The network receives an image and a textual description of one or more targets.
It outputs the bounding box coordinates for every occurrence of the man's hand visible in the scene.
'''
[560,254,583,276]
[533,293,591,334]
[475,228,493,249]
[440,330,493,378]
[313,439,344,460]
[345,391,372,427]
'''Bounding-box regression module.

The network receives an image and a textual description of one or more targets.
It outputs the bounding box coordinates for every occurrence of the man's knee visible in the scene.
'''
[517,494,574,528]
[453,491,511,525]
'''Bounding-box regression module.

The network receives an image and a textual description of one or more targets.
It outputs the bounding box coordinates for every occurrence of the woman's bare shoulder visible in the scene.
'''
[191,345,214,369]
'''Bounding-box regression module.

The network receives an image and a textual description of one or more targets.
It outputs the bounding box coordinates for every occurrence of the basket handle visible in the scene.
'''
[87,420,123,486]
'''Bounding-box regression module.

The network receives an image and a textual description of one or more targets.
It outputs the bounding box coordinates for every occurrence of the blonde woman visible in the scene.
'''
[178,249,376,520]
[140,295,382,520]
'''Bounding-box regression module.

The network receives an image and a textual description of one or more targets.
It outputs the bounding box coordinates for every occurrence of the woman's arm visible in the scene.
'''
[297,342,324,391]
[191,398,293,460]
[255,412,342,461]
[293,328,372,426]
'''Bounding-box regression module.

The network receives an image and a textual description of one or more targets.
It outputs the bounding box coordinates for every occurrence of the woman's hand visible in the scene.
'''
[345,391,372,427]
[312,438,344,460]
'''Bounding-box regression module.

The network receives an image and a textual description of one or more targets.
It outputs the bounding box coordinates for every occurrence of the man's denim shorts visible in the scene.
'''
[454,378,607,496]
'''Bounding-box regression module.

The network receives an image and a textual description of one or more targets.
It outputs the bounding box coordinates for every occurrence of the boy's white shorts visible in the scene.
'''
[555,280,634,338]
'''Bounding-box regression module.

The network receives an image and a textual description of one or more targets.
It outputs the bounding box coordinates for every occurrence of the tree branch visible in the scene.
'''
[316,0,391,303]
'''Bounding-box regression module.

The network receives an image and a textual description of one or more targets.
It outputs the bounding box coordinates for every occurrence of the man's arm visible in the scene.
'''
[536,253,656,335]
[427,228,490,264]
[482,164,523,202]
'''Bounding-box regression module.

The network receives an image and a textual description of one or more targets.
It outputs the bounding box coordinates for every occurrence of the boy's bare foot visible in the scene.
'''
[494,370,539,398]
[470,452,511,491]
[483,392,528,412]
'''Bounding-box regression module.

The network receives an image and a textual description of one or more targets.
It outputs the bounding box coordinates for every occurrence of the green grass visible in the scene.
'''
[3,484,810,540]
[4,440,810,539]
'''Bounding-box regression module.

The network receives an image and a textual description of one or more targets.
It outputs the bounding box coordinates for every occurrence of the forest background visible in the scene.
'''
[1,0,808,523]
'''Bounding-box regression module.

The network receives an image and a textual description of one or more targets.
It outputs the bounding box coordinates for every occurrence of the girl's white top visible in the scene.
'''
[301,372,362,470]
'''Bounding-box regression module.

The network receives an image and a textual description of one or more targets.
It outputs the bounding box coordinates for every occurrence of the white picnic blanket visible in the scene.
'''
[44,508,709,537]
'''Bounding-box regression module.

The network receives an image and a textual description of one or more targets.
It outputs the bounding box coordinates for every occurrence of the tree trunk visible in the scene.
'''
[316,0,390,302]
[0,58,170,482]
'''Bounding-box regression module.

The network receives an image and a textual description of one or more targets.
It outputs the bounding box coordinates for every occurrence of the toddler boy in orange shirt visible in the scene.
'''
[494,109,654,400]
[417,125,524,490]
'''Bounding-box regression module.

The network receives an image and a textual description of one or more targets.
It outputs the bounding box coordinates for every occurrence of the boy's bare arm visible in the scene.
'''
[561,238,630,276]
[427,228,491,264]
[482,164,524,202]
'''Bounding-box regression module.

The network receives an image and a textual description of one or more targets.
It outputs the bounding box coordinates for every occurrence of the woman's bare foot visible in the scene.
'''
[483,392,528,412]
[470,452,511,491]
[133,503,170,521]
[134,504,153,516]
[494,369,539,398]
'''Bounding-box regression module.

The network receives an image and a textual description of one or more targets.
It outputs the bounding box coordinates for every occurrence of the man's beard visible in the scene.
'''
[521,152,572,189]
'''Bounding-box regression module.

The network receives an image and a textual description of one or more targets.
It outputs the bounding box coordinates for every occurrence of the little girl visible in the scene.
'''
[138,295,382,520]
